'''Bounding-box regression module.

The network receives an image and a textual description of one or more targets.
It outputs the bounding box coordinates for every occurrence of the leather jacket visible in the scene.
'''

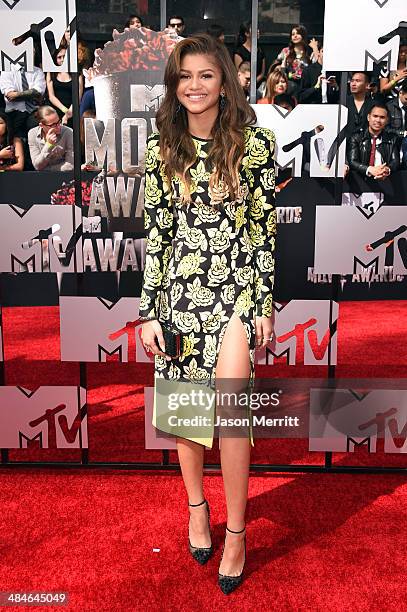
[387,98,405,134]
[347,127,400,176]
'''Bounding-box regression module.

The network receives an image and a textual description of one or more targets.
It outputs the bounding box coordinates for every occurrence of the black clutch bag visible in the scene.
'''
[160,322,184,358]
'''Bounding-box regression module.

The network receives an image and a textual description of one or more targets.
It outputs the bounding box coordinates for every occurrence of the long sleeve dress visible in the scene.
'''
[139,126,276,448]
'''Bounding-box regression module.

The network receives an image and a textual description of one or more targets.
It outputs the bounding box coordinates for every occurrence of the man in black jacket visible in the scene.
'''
[347,103,400,179]
[387,81,407,135]
[345,72,376,138]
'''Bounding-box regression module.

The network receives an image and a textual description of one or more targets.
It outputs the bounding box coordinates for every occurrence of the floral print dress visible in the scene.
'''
[139,126,276,447]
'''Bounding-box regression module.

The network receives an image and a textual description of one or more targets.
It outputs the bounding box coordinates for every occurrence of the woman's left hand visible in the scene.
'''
[255,316,274,349]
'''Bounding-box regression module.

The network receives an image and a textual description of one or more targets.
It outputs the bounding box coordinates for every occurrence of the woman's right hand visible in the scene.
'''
[395,69,407,82]
[0,146,14,160]
[141,320,171,360]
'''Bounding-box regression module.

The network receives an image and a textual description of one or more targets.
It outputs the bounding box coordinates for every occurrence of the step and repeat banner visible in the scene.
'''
[0,0,406,455]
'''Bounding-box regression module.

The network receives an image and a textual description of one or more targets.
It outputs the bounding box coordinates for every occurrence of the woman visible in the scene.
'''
[46,47,83,127]
[233,21,266,85]
[276,24,315,94]
[0,111,24,171]
[380,43,407,98]
[139,34,276,595]
[125,14,143,29]
[60,27,92,71]
[258,67,288,104]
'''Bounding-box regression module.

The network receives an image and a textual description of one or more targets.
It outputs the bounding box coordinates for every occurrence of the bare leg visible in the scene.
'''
[176,437,211,547]
[216,313,251,576]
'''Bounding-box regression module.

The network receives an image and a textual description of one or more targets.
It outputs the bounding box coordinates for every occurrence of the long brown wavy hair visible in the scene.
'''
[156,33,257,204]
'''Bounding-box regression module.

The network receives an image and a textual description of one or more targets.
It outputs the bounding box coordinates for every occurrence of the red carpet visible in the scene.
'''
[1,468,407,610]
[1,302,407,609]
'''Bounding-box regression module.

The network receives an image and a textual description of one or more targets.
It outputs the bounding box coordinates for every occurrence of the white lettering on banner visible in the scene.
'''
[276,207,302,223]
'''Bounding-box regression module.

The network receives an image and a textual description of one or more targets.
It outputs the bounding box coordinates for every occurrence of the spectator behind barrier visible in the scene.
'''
[298,45,340,104]
[0,65,45,138]
[237,61,251,100]
[206,24,225,43]
[273,93,297,112]
[0,110,24,171]
[258,67,288,104]
[346,72,376,137]
[46,47,84,128]
[347,103,400,180]
[60,26,92,70]
[380,42,407,100]
[387,81,407,136]
[275,24,316,95]
[233,22,266,86]
[168,15,186,36]
[28,105,73,171]
[125,14,143,29]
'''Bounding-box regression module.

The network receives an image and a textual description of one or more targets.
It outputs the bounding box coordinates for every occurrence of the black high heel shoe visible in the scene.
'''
[188,499,213,565]
[218,526,246,595]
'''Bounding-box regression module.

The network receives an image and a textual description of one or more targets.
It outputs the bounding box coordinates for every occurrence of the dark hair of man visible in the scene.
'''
[273,93,296,109]
[169,15,184,26]
[368,102,389,116]
[238,61,250,72]
[207,24,224,39]
[400,81,407,94]
[351,71,371,83]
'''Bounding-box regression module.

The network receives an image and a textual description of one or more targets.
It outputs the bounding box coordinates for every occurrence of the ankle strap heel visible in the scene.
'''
[218,525,246,595]
[226,525,245,534]
[188,499,207,507]
[188,499,213,566]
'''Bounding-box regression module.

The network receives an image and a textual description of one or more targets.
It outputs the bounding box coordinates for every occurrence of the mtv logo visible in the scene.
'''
[253,104,348,178]
[130,84,165,113]
[144,387,177,450]
[0,386,87,448]
[314,206,407,275]
[0,205,83,273]
[0,49,26,70]
[309,388,407,453]
[323,0,405,71]
[256,300,338,366]
[341,192,384,215]
[60,296,150,362]
[0,0,77,72]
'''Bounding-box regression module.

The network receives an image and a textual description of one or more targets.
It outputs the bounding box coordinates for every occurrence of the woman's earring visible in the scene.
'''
[173,102,182,124]
[219,92,227,112]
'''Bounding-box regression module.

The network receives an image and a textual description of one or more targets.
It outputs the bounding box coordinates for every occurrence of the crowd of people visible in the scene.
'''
[0,14,406,178]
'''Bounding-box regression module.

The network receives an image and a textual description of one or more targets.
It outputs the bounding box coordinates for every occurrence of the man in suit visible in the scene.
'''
[347,103,400,179]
